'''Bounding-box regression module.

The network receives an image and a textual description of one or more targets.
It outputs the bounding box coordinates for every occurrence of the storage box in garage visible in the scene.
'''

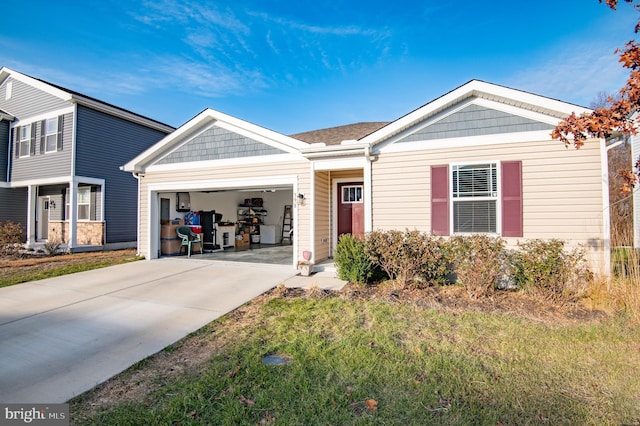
[235,233,250,248]
[161,220,185,239]
[160,238,181,256]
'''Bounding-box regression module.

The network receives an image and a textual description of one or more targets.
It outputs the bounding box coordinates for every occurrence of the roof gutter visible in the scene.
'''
[301,142,369,159]
[69,95,175,134]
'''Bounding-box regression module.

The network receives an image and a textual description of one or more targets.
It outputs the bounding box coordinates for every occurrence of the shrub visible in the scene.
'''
[43,240,62,256]
[512,239,592,303]
[0,220,25,257]
[365,229,450,289]
[334,234,376,285]
[448,235,506,299]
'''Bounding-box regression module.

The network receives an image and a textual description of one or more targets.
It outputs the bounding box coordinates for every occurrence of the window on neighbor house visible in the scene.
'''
[19,124,31,157]
[44,118,58,153]
[452,163,498,233]
[341,185,363,204]
[65,187,91,221]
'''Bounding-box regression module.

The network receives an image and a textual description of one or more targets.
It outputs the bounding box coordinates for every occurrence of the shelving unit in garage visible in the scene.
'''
[237,199,267,245]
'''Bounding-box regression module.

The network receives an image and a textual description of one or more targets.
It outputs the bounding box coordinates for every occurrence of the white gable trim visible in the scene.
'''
[0,67,71,101]
[124,108,308,172]
[374,97,560,153]
[0,67,173,134]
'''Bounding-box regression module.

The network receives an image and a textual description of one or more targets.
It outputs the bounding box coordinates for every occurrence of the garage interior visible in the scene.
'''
[159,187,294,264]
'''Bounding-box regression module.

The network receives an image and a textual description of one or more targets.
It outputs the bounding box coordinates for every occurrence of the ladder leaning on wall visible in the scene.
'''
[281,205,293,244]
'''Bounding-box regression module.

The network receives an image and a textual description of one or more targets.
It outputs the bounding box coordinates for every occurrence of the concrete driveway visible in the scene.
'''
[0,258,296,403]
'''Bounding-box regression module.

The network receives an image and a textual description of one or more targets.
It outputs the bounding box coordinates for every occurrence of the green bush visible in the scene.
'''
[448,235,507,299]
[512,239,592,302]
[0,220,25,257]
[334,234,376,285]
[365,229,451,289]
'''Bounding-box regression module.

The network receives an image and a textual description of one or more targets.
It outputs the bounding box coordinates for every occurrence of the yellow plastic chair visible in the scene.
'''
[176,226,202,257]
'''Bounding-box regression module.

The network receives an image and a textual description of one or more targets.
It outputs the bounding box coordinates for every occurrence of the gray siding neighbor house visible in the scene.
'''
[0,67,174,251]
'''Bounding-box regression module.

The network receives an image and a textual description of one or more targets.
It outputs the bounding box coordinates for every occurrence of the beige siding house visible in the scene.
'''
[124,80,610,275]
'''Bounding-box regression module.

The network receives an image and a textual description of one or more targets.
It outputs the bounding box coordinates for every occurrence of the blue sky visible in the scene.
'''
[1,1,638,133]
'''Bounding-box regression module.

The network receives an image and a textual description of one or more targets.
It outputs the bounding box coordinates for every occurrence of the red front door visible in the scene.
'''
[337,183,364,238]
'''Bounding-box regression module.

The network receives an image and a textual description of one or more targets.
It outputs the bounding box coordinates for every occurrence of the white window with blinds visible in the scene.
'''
[65,187,92,221]
[44,118,58,153]
[19,124,31,157]
[451,163,498,233]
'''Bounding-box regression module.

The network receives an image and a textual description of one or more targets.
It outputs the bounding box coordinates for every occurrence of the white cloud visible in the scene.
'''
[507,41,629,107]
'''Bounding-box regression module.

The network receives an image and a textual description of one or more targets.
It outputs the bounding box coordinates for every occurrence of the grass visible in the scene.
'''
[70,294,640,425]
[0,249,142,288]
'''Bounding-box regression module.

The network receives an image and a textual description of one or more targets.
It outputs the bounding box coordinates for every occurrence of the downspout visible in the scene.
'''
[309,164,315,264]
[601,138,612,277]
[328,170,332,257]
[364,146,373,234]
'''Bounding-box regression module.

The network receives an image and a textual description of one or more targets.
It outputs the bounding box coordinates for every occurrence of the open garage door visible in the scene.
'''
[148,180,296,267]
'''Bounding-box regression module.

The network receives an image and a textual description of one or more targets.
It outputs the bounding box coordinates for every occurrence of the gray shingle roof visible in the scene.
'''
[291,122,389,145]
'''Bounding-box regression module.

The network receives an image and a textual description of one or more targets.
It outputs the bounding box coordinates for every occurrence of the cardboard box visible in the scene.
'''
[235,233,250,248]
[160,238,181,255]
[160,221,187,239]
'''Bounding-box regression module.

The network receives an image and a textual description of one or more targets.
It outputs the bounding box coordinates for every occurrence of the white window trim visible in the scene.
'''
[44,117,58,153]
[66,186,93,222]
[19,124,31,158]
[450,161,501,235]
[341,184,364,204]
[77,187,91,221]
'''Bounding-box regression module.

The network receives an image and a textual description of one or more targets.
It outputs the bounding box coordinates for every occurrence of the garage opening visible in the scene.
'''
[157,186,294,265]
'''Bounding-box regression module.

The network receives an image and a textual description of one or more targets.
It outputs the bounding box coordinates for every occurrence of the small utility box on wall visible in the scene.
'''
[176,192,191,212]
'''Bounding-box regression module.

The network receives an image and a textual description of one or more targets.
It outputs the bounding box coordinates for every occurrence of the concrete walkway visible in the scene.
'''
[0,258,298,403]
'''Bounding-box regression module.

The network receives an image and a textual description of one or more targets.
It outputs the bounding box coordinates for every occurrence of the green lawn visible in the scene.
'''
[0,249,142,288]
[70,294,640,425]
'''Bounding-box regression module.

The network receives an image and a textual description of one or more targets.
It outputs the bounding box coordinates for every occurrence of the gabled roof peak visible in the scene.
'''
[0,67,174,133]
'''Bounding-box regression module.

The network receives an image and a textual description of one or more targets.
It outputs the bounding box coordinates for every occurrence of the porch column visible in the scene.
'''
[68,181,78,249]
[26,185,36,247]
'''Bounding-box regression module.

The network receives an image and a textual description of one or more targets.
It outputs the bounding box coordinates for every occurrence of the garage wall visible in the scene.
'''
[138,158,311,262]
[160,190,293,227]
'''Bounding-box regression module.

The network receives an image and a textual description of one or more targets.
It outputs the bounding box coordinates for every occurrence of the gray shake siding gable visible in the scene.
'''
[157,125,286,164]
[397,103,555,143]
[75,105,169,243]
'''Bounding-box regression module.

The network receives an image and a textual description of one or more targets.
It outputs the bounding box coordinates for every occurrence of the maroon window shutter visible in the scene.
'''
[431,165,450,236]
[501,161,523,237]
